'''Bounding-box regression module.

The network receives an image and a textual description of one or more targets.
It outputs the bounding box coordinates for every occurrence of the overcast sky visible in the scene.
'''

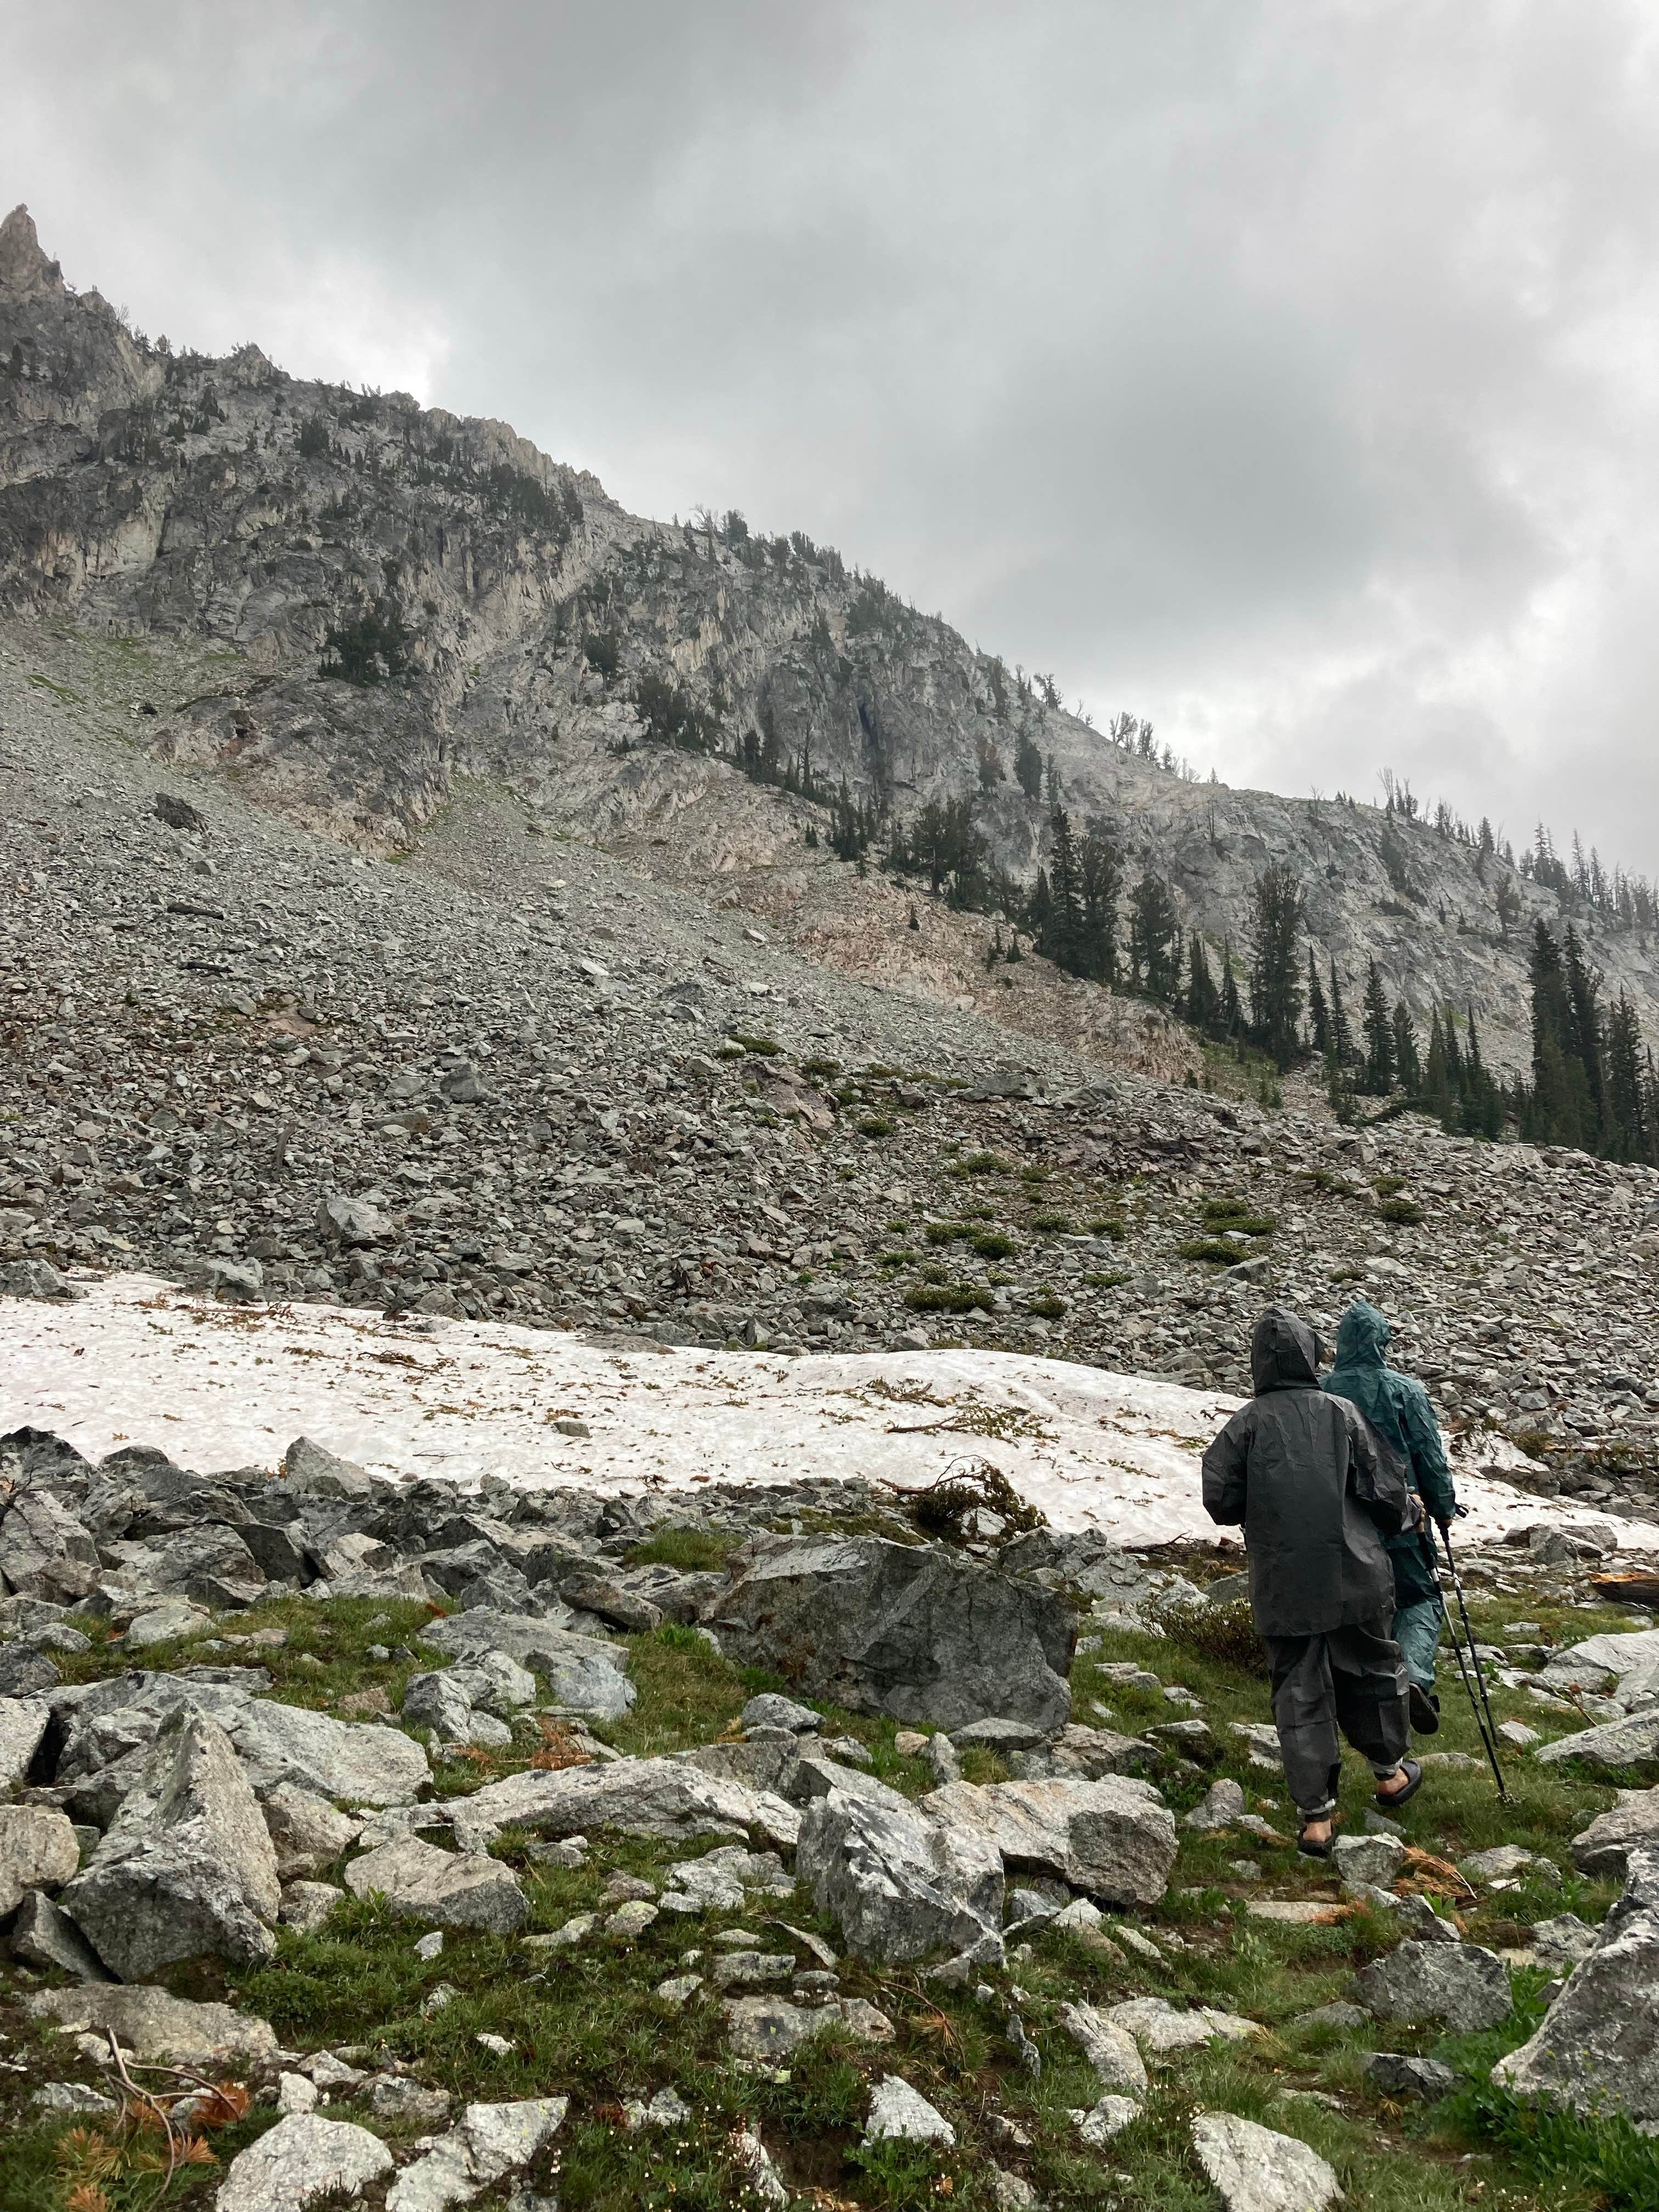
[5,2,1657,873]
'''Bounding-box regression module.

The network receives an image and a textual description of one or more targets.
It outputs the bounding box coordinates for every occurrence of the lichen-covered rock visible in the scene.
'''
[343,1836,528,1934]
[707,1536,1074,1733]
[28,1983,276,2064]
[1190,2112,1342,2212]
[796,1776,1003,1962]
[215,2113,393,2212]
[1356,1940,1512,2034]
[1492,1847,1659,2124]
[924,1776,1176,1905]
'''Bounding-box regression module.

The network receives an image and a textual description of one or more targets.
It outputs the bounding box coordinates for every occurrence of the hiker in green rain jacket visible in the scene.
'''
[1323,1300,1457,1735]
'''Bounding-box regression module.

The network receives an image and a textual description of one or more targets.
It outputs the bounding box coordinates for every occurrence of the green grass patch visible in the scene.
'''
[623,1527,740,1573]
[1029,1210,1072,1234]
[949,1150,1010,1177]
[726,1032,782,1055]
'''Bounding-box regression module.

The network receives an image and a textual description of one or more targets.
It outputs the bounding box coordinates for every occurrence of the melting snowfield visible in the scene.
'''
[3,1273,1654,1552]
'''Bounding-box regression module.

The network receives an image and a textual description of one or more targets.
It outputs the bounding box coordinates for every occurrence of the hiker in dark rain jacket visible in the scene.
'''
[1323,1300,1457,1737]
[1203,1306,1421,1854]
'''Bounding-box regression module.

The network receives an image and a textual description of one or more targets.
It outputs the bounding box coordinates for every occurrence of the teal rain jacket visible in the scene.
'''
[1323,1300,1455,1607]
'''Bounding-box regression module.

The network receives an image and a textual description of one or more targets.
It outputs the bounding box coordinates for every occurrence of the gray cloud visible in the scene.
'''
[4,0,1656,870]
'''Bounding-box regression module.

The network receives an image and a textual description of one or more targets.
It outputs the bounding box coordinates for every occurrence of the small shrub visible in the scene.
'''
[1374,1172,1408,1196]
[729,1032,782,1055]
[1378,1196,1424,1224]
[950,1150,1009,1177]
[1019,1165,1049,1185]
[800,1056,840,1081]
[1088,1216,1127,1240]
[1029,1210,1071,1233]
[857,1115,894,1138]
[1027,1290,1066,1319]
[970,1229,1015,1259]
[1157,1593,1269,1677]
[1084,1270,1130,1289]
[909,1463,1042,1543]
[1179,1238,1244,1265]
[1203,1197,1276,1235]
[904,1283,994,1314]
[925,1221,967,1245]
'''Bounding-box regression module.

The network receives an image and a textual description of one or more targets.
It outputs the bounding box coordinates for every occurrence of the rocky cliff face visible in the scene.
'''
[3,202,1655,1070]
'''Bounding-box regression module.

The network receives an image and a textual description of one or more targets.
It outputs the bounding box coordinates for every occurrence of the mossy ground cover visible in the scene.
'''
[2,1579,1656,2209]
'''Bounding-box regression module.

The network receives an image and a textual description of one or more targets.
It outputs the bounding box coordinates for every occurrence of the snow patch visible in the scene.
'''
[2,1274,1652,1553]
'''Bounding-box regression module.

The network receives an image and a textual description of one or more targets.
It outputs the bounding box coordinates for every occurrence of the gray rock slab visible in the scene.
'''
[61,1706,281,1978]
[796,1778,1003,1962]
[263,1782,362,1879]
[1110,1996,1262,2053]
[1559,1630,1659,1677]
[1363,2052,1458,2100]
[0,1491,100,1604]
[0,1804,79,1914]
[0,1696,50,1787]
[28,1983,276,2064]
[1333,1833,1406,1889]
[226,1699,430,1804]
[708,1535,1074,1734]
[216,2112,394,2212]
[447,1756,799,1854]
[1535,1709,1659,1771]
[1190,2112,1342,2212]
[385,2096,567,2212]
[1184,1779,1246,1831]
[1571,1788,1659,1877]
[925,1776,1177,1905]
[864,2074,956,2146]
[742,1692,821,1734]
[421,1610,635,1720]
[344,1836,528,1933]
[1492,1846,1659,2124]
[1059,2000,1147,2095]
[723,1994,833,2061]
[11,1890,114,1980]
[1356,1940,1513,2033]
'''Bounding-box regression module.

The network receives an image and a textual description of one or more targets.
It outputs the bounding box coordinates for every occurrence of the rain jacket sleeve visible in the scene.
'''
[1201,1413,1251,1527]
[1396,1380,1456,1525]
[1341,1401,1410,1538]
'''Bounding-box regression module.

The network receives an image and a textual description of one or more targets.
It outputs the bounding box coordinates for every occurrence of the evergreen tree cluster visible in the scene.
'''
[1516,919,1659,1160]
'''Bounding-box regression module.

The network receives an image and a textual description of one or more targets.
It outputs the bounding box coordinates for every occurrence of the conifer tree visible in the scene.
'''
[1328,962,1355,1069]
[1306,951,1329,1057]
[1128,872,1181,1002]
[1361,961,1394,1094]
[1186,934,1221,1034]
[1013,729,1043,802]
[1077,819,1121,984]
[1391,998,1421,1094]
[1220,941,1244,1042]
[1247,863,1305,1069]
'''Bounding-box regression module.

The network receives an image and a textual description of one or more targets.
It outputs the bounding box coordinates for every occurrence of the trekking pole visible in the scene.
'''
[1439,1514,1508,1802]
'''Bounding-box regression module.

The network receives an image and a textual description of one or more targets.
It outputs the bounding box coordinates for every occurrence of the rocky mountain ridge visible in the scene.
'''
[3,204,1656,1074]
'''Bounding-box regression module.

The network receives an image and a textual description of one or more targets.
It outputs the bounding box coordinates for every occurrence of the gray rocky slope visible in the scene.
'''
[3,200,1659,1516]
[2,202,1655,1076]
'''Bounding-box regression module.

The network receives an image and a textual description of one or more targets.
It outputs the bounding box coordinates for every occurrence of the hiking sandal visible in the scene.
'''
[1297,1817,1336,1859]
[1374,1757,1423,1810]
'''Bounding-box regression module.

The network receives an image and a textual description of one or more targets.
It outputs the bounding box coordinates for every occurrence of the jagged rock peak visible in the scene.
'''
[0,206,65,300]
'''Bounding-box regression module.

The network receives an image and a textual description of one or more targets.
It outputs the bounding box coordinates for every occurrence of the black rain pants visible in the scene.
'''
[1263,1616,1410,1818]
